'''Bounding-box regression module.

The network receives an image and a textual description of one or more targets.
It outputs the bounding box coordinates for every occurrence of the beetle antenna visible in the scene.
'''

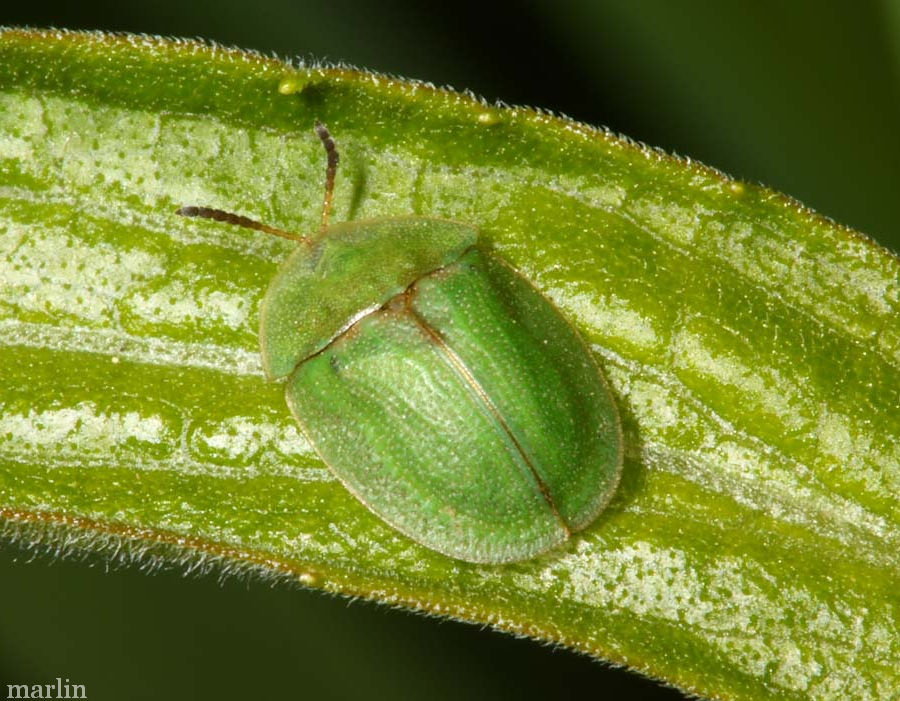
[175,206,309,244]
[315,121,339,233]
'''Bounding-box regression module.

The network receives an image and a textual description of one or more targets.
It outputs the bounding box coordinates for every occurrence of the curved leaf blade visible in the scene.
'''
[0,29,898,700]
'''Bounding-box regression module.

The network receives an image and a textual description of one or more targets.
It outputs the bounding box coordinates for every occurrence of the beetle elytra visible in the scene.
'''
[177,123,622,564]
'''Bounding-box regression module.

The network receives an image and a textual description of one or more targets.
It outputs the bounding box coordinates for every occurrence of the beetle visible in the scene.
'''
[177,123,622,564]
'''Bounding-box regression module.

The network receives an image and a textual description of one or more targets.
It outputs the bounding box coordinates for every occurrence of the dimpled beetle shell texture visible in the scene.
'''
[184,126,623,564]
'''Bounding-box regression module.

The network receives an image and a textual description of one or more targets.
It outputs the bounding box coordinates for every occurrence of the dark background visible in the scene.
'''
[2,2,898,700]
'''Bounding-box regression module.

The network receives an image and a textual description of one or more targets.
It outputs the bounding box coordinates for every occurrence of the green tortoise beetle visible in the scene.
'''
[177,123,622,564]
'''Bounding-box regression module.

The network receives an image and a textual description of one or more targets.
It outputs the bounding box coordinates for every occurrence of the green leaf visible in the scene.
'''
[1,28,898,700]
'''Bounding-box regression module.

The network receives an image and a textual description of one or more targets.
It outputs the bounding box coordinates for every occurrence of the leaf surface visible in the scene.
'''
[1,29,898,700]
